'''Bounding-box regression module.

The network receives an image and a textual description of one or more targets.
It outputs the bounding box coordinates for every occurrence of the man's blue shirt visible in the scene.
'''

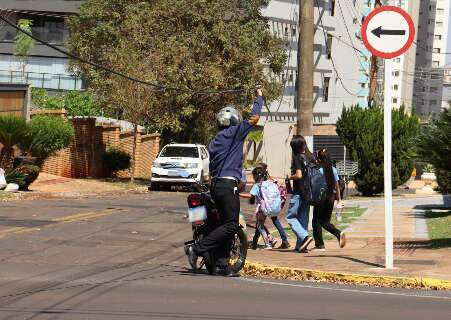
[208,96,264,180]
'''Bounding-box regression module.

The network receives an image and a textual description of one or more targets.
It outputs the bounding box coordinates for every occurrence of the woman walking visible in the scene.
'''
[286,136,314,252]
[311,149,346,251]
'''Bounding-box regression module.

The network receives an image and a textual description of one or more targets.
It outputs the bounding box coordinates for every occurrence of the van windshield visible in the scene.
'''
[160,146,199,158]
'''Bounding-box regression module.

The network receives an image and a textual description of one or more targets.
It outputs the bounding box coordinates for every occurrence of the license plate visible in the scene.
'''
[168,170,180,177]
[188,206,207,222]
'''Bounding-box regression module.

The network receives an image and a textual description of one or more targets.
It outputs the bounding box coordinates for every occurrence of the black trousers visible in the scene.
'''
[193,179,240,257]
[312,201,341,247]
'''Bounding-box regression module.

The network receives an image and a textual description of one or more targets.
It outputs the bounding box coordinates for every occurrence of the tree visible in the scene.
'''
[14,19,35,80]
[417,107,451,194]
[67,0,287,145]
[0,115,27,168]
[336,105,420,196]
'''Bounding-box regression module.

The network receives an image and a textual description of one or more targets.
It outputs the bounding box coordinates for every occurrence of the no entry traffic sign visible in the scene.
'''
[362,6,415,59]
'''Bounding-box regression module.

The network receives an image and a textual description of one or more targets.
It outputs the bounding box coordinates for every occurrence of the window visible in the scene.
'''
[326,34,333,59]
[432,61,440,67]
[431,73,441,80]
[430,87,438,93]
[360,83,366,88]
[436,8,444,15]
[430,100,437,105]
[160,146,199,158]
[436,22,444,28]
[330,0,336,16]
[323,77,330,102]
[392,71,400,77]
[393,84,399,90]
[392,98,398,104]
[433,48,441,53]
[393,58,401,63]
[435,35,442,40]
[284,26,289,38]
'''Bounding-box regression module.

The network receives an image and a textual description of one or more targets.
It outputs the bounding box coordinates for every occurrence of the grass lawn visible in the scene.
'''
[425,209,451,248]
[271,206,366,241]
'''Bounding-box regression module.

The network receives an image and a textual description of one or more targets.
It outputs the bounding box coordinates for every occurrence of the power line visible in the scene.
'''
[314,0,359,97]
[336,0,368,74]
[0,12,251,95]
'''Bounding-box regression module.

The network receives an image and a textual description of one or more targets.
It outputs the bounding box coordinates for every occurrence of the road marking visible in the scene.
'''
[0,208,125,239]
[238,278,451,300]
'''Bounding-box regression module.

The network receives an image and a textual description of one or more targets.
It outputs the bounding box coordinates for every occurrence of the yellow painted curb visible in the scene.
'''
[243,262,451,290]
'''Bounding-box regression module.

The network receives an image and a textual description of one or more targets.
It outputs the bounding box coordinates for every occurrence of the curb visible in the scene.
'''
[243,262,451,290]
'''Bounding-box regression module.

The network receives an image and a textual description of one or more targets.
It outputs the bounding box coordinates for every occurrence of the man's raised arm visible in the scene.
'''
[248,88,263,126]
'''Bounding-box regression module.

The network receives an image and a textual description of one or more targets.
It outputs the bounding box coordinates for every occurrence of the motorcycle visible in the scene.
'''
[184,183,248,275]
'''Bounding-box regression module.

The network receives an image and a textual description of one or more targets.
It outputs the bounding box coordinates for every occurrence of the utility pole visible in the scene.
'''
[368,0,383,107]
[296,0,314,150]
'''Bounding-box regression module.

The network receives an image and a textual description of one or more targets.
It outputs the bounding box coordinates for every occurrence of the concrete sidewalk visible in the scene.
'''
[246,195,451,281]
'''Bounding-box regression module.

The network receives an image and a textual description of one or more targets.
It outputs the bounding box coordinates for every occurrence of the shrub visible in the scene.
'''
[336,105,420,196]
[103,147,131,176]
[15,165,40,190]
[4,168,26,188]
[417,108,451,194]
[0,115,27,168]
[19,116,74,161]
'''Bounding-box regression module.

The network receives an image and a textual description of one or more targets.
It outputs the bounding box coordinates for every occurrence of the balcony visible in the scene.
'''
[0,69,86,91]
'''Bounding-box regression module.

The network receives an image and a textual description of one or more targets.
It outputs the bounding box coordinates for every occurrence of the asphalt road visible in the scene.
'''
[0,193,449,320]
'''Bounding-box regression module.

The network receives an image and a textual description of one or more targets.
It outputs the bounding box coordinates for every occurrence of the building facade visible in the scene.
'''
[262,0,365,125]
[0,0,85,91]
[413,0,450,117]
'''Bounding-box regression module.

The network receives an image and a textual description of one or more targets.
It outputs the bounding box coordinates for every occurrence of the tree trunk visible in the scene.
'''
[130,124,138,184]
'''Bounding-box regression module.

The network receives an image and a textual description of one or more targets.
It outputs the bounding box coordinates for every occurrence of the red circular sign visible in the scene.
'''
[362,6,415,59]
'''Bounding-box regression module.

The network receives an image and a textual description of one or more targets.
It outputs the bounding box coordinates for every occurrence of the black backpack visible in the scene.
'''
[299,155,328,206]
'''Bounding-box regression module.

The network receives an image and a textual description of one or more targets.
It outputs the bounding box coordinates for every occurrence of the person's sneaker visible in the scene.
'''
[264,244,273,250]
[277,241,291,249]
[250,242,258,250]
[223,266,240,277]
[271,239,278,248]
[299,236,313,252]
[339,232,347,248]
[298,248,309,253]
[311,245,326,252]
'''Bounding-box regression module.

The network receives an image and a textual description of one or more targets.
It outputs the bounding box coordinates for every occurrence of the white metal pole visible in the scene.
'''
[384,61,394,269]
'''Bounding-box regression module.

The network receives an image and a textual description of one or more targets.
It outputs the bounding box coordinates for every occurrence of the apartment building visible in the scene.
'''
[0,0,85,91]
[413,0,450,117]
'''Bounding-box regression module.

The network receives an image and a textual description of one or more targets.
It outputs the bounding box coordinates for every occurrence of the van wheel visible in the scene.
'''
[150,182,160,191]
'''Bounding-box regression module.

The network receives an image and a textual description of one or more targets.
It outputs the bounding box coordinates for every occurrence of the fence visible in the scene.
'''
[0,70,86,91]
[31,110,160,179]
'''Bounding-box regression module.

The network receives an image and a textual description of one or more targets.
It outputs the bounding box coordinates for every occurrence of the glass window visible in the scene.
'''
[160,146,199,158]
[323,77,330,102]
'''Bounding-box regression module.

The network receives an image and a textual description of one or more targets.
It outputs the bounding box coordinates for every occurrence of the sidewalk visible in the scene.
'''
[2,173,148,200]
[245,196,451,282]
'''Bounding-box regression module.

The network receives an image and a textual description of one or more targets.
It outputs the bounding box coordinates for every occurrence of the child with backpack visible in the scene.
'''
[311,149,346,251]
[241,167,282,250]
[252,163,290,249]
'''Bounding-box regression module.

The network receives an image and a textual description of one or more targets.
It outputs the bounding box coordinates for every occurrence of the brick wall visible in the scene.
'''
[37,110,160,179]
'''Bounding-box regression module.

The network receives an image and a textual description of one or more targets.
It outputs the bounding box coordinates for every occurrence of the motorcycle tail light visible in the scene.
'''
[193,220,204,226]
[187,194,202,207]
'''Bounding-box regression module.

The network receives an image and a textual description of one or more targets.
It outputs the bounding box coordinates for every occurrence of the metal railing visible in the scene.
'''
[0,69,86,91]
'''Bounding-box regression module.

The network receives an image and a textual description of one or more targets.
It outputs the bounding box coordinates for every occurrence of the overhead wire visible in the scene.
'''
[314,0,359,96]
[0,12,251,95]
[336,0,368,74]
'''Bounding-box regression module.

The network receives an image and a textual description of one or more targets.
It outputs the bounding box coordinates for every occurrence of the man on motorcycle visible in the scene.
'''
[187,88,264,276]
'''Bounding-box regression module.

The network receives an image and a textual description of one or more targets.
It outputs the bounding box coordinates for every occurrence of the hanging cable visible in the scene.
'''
[314,0,359,97]
[0,13,252,95]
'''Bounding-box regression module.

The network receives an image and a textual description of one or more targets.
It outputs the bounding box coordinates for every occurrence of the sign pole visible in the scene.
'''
[383,64,393,269]
[362,5,415,270]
